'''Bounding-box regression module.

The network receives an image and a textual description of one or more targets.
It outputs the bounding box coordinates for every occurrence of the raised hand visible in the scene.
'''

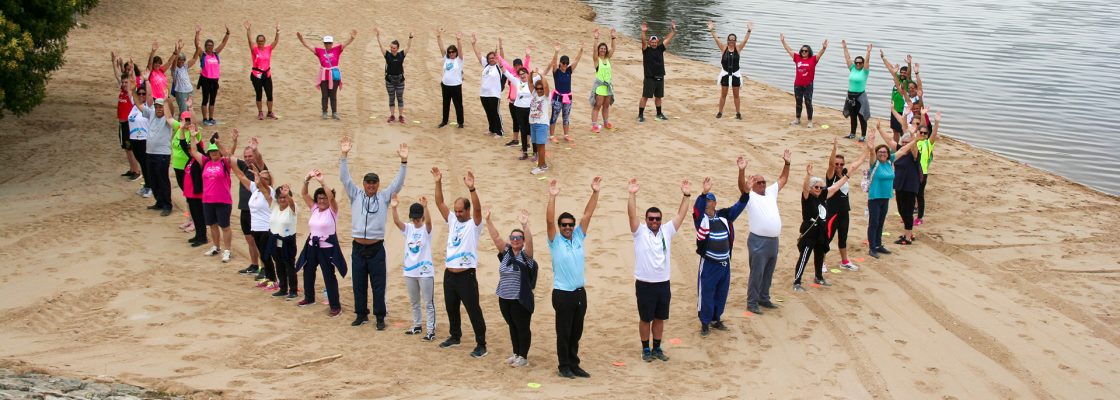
[454,32,462,40]
[934,111,942,122]
[463,170,476,190]
[590,176,602,192]
[880,49,885,58]
[627,178,639,194]
[339,135,352,155]
[229,128,240,142]
[779,32,785,41]
[708,21,716,31]
[833,137,839,147]
[866,43,873,52]
[671,20,677,31]
[275,23,280,33]
[436,29,443,38]
[243,21,251,31]
[430,166,442,182]
[482,206,491,220]
[703,177,713,193]
[747,22,753,32]
[306,170,317,180]
[195,23,201,34]
[398,143,409,161]
[906,54,913,64]
[151,40,158,52]
[822,39,829,47]
[782,149,792,164]
[350,29,358,39]
[249,137,259,149]
[610,29,617,39]
[225,24,231,35]
[641,22,648,32]
[548,179,560,196]
[313,169,324,182]
[593,28,600,39]
[373,27,380,36]
[517,209,529,225]
[470,33,477,44]
[681,179,692,196]
[841,39,847,47]
[296,31,304,41]
[389,193,399,208]
[418,196,428,206]
[736,155,748,170]
[807,164,813,175]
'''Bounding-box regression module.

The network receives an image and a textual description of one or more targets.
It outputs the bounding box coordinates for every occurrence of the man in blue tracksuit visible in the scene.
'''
[692,157,750,337]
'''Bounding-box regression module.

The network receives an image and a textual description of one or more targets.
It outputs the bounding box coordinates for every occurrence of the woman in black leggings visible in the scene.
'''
[436,29,465,129]
[193,24,230,126]
[245,21,280,120]
[841,40,872,141]
[875,123,920,245]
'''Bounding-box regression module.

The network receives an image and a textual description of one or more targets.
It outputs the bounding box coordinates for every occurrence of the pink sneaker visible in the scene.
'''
[399,115,406,124]
[604,122,614,129]
[915,218,923,226]
[257,112,265,120]
[591,125,601,133]
[387,116,395,123]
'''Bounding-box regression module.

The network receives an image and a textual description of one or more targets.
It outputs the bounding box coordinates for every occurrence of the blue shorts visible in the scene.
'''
[530,124,549,145]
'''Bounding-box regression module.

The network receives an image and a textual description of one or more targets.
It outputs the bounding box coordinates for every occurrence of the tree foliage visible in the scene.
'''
[0,0,99,119]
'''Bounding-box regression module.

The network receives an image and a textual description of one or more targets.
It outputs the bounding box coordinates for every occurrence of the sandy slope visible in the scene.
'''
[0,0,1117,398]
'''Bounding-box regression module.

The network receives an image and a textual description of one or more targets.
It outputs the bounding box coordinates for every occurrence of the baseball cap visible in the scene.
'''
[323,35,334,43]
[206,143,220,152]
[649,35,659,41]
[153,98,165,106]
[180,111,191,120]
[704,193,716,202]
[363,173,380,183]
[409,203,424,219]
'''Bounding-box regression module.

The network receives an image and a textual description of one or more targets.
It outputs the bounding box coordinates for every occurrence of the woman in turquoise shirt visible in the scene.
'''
[864,120,917,258]
[842,40,872,141]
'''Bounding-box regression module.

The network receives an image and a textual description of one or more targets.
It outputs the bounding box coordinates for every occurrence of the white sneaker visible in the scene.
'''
[807,121,814,128]
[203,246,219,256]
[141,188,152,198]
[221,250,231,263]
[135,187,145,196]
[505,355,518,365]
[840,261,860,271]
[821,265,828,274]
[511,356,528,368]
[791,118,801,126]
[530,167,545,175]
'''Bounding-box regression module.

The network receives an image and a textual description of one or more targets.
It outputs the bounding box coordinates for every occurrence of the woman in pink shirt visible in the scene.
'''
[245,21,280,120]
[183,139,209,247]
[186,129,238,263]
[297,30,357,120]
[193,24,230,126]
[780,33,828,128]
[296,169,347,317]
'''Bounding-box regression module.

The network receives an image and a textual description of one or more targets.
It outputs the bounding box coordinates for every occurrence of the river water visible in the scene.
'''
[583,0,1120,195]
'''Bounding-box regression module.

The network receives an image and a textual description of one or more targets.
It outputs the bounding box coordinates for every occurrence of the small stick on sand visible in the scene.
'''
[284,353,343,369]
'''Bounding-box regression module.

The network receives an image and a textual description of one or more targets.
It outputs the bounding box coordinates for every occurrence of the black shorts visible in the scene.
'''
[889,110,903,133]
[239,210,252,235]
[720,74,742,87]
[118,122,130,150]
[642,77,664,98]
[635,280,671,321]
[828,212,850,249]
[203,202,232,228]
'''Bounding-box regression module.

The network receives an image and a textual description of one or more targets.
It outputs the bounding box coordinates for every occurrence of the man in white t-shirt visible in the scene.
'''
[431,166,488,359]
[739,150,792,315]
[628,178,691,363]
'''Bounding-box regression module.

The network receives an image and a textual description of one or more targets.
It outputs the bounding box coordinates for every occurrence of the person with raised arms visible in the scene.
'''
[793,148,865,292]
[637,20,676,122]
[546,176,600,379]
[740,150,792,315]
[339,136,408,330]
[231,143,277,289]
[498,38,531,146]
[779,33,827,127]
[470,34,505,137]
[390,194,436,341]
[589,28,616,134]
[373,27,413,124]
[708,21,753,120]
[627,178,691,361]
[435,29,465,129]
[193,24,230,126]
[431,167,488,359]
[184,129,238,263]
[544,43,582,143]
[841,40,873,141]
[483,207,536,368]
[296,29,357,120]
[824,138,860,272]
[244,21,280,120]
[264,184,299,299]
[693,159,751,337]
[295,168,347,317]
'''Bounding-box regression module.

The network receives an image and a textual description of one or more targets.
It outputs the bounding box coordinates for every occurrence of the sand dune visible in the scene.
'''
[0,0,1117,398]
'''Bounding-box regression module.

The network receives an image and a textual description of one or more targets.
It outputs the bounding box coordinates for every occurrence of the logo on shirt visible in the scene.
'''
[451,224,464,247]
[408,233,422,254]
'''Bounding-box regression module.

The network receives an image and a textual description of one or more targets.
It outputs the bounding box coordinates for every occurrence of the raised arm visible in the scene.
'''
[244,21,254,49]
[389,194,406,231]
[431,166,450,220]
[519,209,533,258]
[826,137,838,178]
[272,22,280,48]
[664,20,678,47]
[314,170,338,214]
[256,167,273,207]
[626,178,640,233]
[230,156,254,190]
[779,32,794,58]
[841,39,852,69]
[343,29,358,48]
[470,33,482,64]
[184,127,205,164]
[497,36,505,60]
[876,120,899,149]
[404,31,414,54]
[671,179,692,230]
[607,29,617,58]
[929,111,941,144]
[737,22,752,52]
[372,27,385,54]
[546,44,559,75]
[214,25,231,54]
[296,31,316,54]
[164,41,182,72]
[913,62,924,91]
[777,150,792,190]
[464,170,482,225]
[736,156,749,194]
[386,143,408,195]
[337,135,361,200]
[436,29,446,58]
[570,44,584,71]
[146,41,158,72]
[592,29,601,64]
[455,32,463,62]
[546,179,559,241]
[707,21,726,52]
[579,176,602,233]
[864,43,873,67]
[301,170,315,209]
[640,22,649,51]
[816,39,828,60]
[801,164,813,200]
[420,196,432,233]
[483,207,506,251]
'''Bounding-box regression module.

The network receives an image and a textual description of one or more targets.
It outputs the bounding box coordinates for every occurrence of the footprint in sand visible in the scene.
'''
[863,287,879,294]
[892,352,912,362]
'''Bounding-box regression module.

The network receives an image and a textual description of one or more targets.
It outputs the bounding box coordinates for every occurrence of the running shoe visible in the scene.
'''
[550,135,559,143]
[238,265,260,275]
[287,292,298,300]
[531,167,545,175]
[437,122,448,128]
[814,278,832,286]
[735,112,742,120]
[128,172,142,182]
[840,261,860,271]
[653,348,670,361]
[257,112,265,120]
[642,349,654,362]
[894,236,913,245]
[656,113,668,121]
[711,320,729,330]
[747,304,763,314]
[591,124,600,133]
[876,246,893,254]
[700,323,711,337]
[915,218,923,226]
[142,188,153,198]
[159,208,172,217]
[517,152,529,161]
[329,308,341,317]
[439,337,461,348]
[793,284,806,292]
[716,112,722,119]
[571,366,590,378]
[505,139,520,147]
[398,115,406,124]
[267,112,278,120]
[511,356,528,368]
[331,113,340,120]
[758,301,778,309]
[203,246,219,256]
[351,315,368,326]
[422,333,435,341]
[387,116,395,123]
[847,134,856,139]
[321,112,329,119]
[604,122,614,129]
[297,299,315,307]
[505,354,518,365]
[791,118,801,126]
[221,250,231,263]
[121,170,134,177]
[405,326,422,335]
[638,115,645,123]
[271,290,288,297]
[807,121,814,128]
[470,346,488,358]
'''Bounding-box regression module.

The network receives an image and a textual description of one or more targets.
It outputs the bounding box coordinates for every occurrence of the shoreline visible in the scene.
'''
[0,0,1116,398]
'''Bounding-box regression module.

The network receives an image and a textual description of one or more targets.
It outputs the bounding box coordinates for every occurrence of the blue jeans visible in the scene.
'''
[867,199,890,249]
[351,241,387,318]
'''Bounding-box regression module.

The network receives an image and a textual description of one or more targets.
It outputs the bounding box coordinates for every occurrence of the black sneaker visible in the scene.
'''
[404,326,421,335]
[470,345,488,358]
[147,204,161,210]
[571,366,590,378]
[642,349,654,362]
[253,271,267,281]
[375,319,386,331]
[351,315,369,326]
[437,122,448,128]
[121,170,134,177]
[271,290,288,297]
[711,320,729,331]
[286,292,298,300]
[656,113,668,121]
[759,301,779,309]
[439,337,461,348]
[422,332,436,341]
[877,246,893,255]
[190,239,209,247]
[869,248,880,259]
[814,278,832,287]
[747,304,764,315]
[558,367,576,379]
[504,139,519,147]
[700,323,711,337]
[638,115,645,123]
[238,265,260,275]
[735,112,742,120]
[653,348,669,361]
[159,208,172,217]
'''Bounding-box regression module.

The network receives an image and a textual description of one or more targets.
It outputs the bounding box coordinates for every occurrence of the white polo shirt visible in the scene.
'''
[633,222,677,282]
[747,183,782,237]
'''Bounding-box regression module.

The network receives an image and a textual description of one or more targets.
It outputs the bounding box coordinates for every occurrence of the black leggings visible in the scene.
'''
[480,96,502,135]
[129,139,149,189]
[847,92,867,137]
[252,230,276,280]
[512,106,530,152]
[793,241,827,285]
[917,174,928,219]
[199,76,219,107]
[896,190,917,230]
[794,84,814,120]
[321,80,339,113]
[251,75,274,102]
[499,298,533,358]
[187,198,206,241]
[441,83,464,126]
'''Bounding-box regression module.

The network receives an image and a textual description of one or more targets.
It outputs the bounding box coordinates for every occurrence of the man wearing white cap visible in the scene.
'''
[130,69,175,216]
[638,20,676,123]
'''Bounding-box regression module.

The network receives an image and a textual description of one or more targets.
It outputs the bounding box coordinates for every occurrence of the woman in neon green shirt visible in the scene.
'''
[589,28,616,134]
[916,111,940,225]
[841,40,872,141]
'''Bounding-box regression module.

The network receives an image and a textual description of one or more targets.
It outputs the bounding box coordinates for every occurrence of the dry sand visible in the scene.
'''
[1,0,1118,398]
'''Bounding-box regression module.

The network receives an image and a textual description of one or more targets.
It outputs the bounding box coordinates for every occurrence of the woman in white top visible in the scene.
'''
[390,194,436,341]
[266,185,299,299]
[503,67,535,160]
[232,145,277,288]
[470,33,505,137]
[436,29,465,129]
[527,70,551,175]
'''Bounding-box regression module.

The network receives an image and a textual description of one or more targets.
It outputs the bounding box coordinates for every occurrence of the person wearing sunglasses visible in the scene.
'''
[296,168,346,317]
[627,178,691,362]
[339,136,408,330]
[483,207,537,368]
[265,185,299,299]
[841,40,873,141]
[231,150,276,289]
[545,43,582,143]
[694,160,752,337]
[708,21,753,120]
[915,112,941,226]
[244,21,281,120]
[498,38,532,145]
[502,65,536,160]
[739,150,792,315]
[469,33,505,137]
[546,176,601,379]
[824,138,859,272]
[638,20,676,123]
[528,70,551,174]
[436,29,465,129]
[184,129,237,263]
[780,33,827,127]
[390,194,436,341]
[431,167,488,359]
[794,148,867,292]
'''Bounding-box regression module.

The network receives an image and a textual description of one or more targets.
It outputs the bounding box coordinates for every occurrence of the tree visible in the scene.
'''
[0,0,99,119]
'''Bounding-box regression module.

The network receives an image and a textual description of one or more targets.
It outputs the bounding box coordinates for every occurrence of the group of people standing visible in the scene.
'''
[111,20,944,379]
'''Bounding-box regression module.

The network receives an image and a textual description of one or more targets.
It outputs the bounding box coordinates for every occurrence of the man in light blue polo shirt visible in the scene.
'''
[546,176,600,379]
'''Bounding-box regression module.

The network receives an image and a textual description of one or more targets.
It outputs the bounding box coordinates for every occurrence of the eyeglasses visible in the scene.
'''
[137,92,147,95]
[754,180,766,185]
[920,130,930,134]
[509,235,524,240]
[559,222,575,228]
[448,50,457,53]
[800,49,809,53]
[812,186,824,190]
[647,216,662,222]
[835,162,845,166]
[855,61,864,64]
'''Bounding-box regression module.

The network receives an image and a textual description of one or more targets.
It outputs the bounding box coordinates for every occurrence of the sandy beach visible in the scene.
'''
[0,0,1118,398]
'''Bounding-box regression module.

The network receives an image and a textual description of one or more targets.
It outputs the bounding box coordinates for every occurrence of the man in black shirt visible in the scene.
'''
[638,21,676,122]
